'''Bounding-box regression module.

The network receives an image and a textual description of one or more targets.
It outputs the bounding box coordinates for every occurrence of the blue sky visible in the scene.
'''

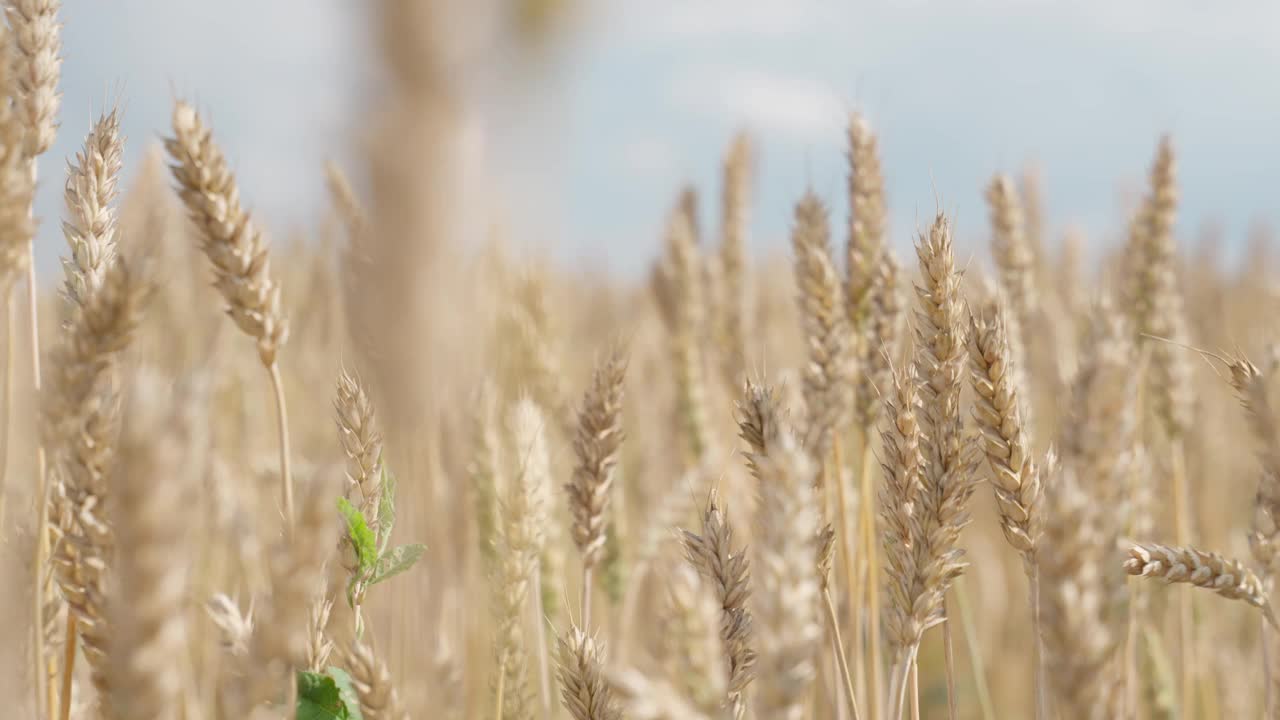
[38,0,1280,277]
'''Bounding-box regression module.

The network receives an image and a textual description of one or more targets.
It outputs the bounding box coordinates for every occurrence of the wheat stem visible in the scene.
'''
[1030,561,1046,720]
[582,565,594,631]
[268,361,294,528]
[942,601,957,720]
[0,288,10,531]
[954,575,995,720]
[858,437,882,720]
[534,572,552,720]
[909,660,920,720]
[27,239,51,720]
[58,613,75,720]
[823,587,862,720]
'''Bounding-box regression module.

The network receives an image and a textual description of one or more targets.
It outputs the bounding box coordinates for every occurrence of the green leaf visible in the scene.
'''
[297,670,351,720]
[337,497,378,574]
[326,667,365,720]
[377,465,397,550]
[369,543,426,586]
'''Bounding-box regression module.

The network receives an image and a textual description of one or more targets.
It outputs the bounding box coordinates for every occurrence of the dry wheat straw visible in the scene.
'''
[557,624,622,720]
[567,347,627,627]
[165,100,294,526]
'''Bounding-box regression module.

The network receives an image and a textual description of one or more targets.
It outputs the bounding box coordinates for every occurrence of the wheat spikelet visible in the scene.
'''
[879,362,926,657]
[335,369,384,529]
[61,108,122,308]
[792,191,853,459]
[105,371,205,720]
[567,347,627,570]
[165,100,288,367]
[969,299,1040,560]
[305,597,334,673]
[985,174,1039,325]
[736,378,787,483]
[342,640,409,720]
[858,249,901,430]
[680,490,754,715]
[6,0,61,158]
[1221,355,1280,578]
[716,133,752,385]
[556,624,622,720]
[661,564,729,713]
[751,434,821,720]
[1123,543,1277,626]
[1124,136,1193,438]
[324,160,366,243]
[469,382,505,568]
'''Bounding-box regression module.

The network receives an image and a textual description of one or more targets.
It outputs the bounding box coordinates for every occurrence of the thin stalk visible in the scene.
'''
[954,575,995,720]
[909,661,920,720]
[859,436,882,720]
[832,433,862,717]
[495,649,508,720]
[267,362,294,529]
[942,601,958,720]
[532,572,552,720]
[58,614,75,720]
[1264,621,1273,719]
[27,240,51,720]
[582,565,593,630]
[1029,561,1046,720]
[824,587,862,720]
[1170,437,1194,718]
[889,644,919,720]
[0,288,11,530]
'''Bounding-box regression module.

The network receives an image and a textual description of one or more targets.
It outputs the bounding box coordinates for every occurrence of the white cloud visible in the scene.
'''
[675,68,845,144]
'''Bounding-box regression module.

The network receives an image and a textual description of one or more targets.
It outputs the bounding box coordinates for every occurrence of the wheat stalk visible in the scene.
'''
[165,100,294,527]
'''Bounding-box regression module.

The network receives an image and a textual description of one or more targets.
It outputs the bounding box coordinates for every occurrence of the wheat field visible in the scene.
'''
[1,1,1278,719]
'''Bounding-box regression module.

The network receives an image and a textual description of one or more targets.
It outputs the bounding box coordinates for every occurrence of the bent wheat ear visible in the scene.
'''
[343,639,410,720]
[165,101,288,367]
[1123,543,1277,627]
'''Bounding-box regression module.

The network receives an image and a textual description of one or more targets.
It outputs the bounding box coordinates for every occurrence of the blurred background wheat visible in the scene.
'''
[3,1,1280,719]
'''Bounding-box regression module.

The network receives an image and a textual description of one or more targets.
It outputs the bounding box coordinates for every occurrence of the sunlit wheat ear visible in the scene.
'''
[335,369,384,528]
[792,191,853,459]
[6,0,62,159]
[1123,543,1277,626]
[969,300,1040,562]
[681,490,755,717]
[165,101,288,367]
[106,371,206,720]
[1218,355,1280,578]
[61,108,122,308]
[736,377,788,483]
[556,624,622,720]
[567,347,627,571]
[342,639,410,720]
